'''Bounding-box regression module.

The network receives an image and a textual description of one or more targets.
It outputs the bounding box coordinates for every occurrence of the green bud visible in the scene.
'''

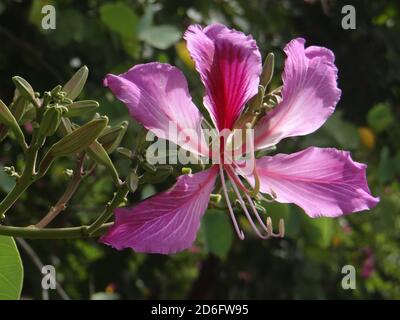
[87,140,120,186]
[0,99,27,150]
[140,165,173,184]
[65,100,99,118]
[12,76,39,107]
[210,193,222,204]
[127,169,139,193]
[62,66,89,101]
[0,94,26,140]
[181,167,192,175]
[39,106,62,136]
[139,158,157,173]
[10,95,28,123]
[38,117,108,177]
[51,85,63,96]
[49,116,108,157]
[260,53,274,88]
[0,125,8,143]
[247,85,265,112]
[98,121,128,154]
[57,117,73,136]
[18,104,36,125]
[116,147,133,159]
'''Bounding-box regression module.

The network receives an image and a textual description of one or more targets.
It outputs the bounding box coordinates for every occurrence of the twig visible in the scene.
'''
[35,154,86,228]
[86,183,129,235]
[15,238,71,300]
[0,222,113,239]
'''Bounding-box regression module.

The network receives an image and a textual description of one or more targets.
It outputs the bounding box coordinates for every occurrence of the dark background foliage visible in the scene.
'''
[0,0,399,299]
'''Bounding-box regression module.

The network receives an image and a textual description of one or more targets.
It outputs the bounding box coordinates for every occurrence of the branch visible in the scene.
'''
[35,154,86,228]
[0,223,112,239]
[86,182,129,235]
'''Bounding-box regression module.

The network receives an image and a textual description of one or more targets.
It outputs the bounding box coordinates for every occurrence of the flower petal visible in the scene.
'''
[184,24,262,130]
[104,62,208,156]
[250,147,379,217]
[100,166,218,254]
[254,38,341,150]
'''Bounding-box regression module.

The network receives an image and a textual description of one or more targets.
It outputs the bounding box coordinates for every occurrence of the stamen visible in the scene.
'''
[227,169,270,239]
[226,123,260,197]
[244,190,285,238]
[218,163,245,240]
[266,216,285,238]
[244,192,270,232]
[225,165,251,194]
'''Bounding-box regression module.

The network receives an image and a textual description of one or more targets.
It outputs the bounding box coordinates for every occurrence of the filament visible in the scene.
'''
[227,168,270,239]
[219,163,245,240]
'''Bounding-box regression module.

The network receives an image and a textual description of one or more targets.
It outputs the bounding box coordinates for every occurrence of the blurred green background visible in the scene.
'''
[0,0,399,299]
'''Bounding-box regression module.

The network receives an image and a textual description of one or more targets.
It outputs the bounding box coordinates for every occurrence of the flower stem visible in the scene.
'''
[86,182,129,235]
[35,154,85,228]
[0,223,112,239]
[0,130,44,216]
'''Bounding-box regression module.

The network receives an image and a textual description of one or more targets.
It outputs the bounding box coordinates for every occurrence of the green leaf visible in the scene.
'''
[202,209,233,259]
[139,25,181,49]
[367,102,394,132]
[0,236,24,300]
[100,2,138,38]
[137,5,154,35]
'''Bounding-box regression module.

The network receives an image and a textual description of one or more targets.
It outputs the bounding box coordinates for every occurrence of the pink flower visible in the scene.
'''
[100,24,379,254]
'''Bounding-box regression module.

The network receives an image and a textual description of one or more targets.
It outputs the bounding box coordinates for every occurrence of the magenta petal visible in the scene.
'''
[252,147,379,217]
[100,166,218,254]
[184,24,262,130]
[104,62,208,156]
[254,38,341,150]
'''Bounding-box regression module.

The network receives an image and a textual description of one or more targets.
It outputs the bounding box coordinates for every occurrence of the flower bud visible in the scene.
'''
[39,106,62,136]
[87,140,120,186]
[181,167,192,175]
[10,95,28,124]
[0,99,27,150]
[127,169,139,193]
[12,76,39,107]
[51,85,63,96]
[62,66,89,101]
[19,104,36,125]
[98,121,128,154]
[38,117,108,177]
[65,100,99,118]
[260,52,274,88]
[49,116,108,157]
[116,147,133,159]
